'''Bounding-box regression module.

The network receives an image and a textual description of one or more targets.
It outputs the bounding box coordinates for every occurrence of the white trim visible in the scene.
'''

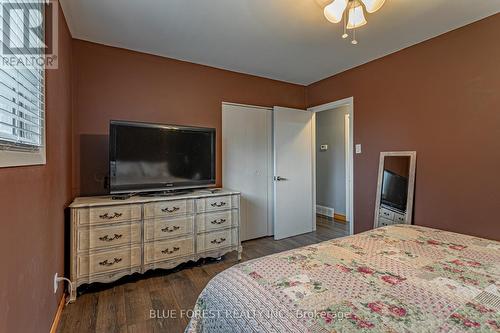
[308,97,354,113]
[344,113,351,222]
[308,97,354,236]
[0,148,46,168]
[222,101,272,111]
[311,112,317,231]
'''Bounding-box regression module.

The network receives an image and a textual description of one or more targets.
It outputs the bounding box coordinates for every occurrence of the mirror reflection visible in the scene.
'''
[375,152,416,228]
[381,156,410,212]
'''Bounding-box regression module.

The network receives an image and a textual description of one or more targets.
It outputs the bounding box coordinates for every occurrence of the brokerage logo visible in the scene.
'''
[1,0,58,68]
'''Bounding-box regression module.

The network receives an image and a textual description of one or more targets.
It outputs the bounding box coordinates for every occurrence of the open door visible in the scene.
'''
[273,107,313,240]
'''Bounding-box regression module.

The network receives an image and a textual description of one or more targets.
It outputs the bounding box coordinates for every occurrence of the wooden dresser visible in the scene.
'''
[68,189,241,302]
[376,204,407,227]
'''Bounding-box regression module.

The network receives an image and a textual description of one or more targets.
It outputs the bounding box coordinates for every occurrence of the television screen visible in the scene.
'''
[381,170,408,211]
[109,121,216,194]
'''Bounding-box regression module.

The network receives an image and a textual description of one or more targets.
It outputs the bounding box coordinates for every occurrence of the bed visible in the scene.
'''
[186,225,500,332]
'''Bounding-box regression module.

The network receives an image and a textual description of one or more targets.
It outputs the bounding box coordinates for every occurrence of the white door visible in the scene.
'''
[222,103,272,241]
[273,107,313,240]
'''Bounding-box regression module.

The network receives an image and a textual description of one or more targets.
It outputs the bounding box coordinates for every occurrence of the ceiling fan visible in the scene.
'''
[323,0,386,44]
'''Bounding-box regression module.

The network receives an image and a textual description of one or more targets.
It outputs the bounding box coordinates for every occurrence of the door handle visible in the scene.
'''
[273,176,288,181]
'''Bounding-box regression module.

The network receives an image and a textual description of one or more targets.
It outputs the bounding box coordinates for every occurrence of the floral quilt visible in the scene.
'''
[186,225,500,332]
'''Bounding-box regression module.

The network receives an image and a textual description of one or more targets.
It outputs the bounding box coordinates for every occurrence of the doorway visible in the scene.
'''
[309,97,354,236]
[223,100,352,241]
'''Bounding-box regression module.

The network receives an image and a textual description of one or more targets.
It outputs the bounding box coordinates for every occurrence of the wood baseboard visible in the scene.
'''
[49,294,66,333]
[334,213,348,223]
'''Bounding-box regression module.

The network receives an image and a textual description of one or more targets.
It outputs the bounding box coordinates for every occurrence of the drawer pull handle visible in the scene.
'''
[99,234,123,242]
[210,219,227,225]
[161,246,180,254]
[99,212,123,219]
[161,225,180,233]
[210,237,226,244]
[162,207,180,213]
[211,202,227,207]
[98,257,122,266]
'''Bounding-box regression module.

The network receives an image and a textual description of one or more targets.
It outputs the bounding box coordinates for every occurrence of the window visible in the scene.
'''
[0,1,45,167]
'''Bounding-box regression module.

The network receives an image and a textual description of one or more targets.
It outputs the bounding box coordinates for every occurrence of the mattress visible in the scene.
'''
[186,225,500,332]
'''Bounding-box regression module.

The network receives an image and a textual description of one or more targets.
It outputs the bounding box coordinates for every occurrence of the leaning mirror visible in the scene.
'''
[374,151,416,228]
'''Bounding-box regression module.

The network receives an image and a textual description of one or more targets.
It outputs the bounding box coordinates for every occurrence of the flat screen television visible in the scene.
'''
[109,120,216,194]
[381,169,408,212]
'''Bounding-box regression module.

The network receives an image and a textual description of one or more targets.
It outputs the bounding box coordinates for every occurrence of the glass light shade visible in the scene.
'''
[361,0,385,13]
[324,0,348,24]
[346,4,367,29]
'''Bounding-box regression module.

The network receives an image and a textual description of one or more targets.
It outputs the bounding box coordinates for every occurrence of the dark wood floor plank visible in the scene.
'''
[148,282,185,333]
[123,279,154,326]
[58,218,349,333]
[60,292,99,333]
[95,287,127,333]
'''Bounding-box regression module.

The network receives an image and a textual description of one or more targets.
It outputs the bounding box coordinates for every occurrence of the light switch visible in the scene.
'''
[355,144,362,154]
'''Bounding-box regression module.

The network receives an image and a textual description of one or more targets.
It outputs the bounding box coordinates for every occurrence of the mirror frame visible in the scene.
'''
[373,151,417,229]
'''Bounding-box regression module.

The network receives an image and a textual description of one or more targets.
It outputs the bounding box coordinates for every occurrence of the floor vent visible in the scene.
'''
[316,205,334,218]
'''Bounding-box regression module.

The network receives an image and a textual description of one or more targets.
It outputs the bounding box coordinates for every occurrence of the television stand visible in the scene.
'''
[68,189,241,302]
[138,190,193,197]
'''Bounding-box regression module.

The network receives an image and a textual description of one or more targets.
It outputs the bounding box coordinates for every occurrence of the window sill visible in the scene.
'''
[0,149,46,168]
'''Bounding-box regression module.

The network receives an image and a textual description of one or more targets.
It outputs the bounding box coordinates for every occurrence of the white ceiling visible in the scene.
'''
[60,0,499,85]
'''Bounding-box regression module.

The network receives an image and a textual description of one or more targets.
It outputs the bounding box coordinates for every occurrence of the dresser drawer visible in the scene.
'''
[144,216,194,241]
[196,210,238,233]
[77,205,142,225]
[394,212,406,224]
[78,223,141,251]
[77,247,141,277]
[197,228,238,252]
[144,199,194,219]
[196,195,238,213]
[378,217,395,227]
[379,207,395,220]
[144,237,194,264]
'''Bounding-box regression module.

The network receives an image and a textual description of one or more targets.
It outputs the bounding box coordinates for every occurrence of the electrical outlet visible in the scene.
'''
[54,272,58,294]
[53,273,73,297]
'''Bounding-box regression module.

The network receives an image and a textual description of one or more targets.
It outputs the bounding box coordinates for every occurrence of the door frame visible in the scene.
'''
[221,102,274,237]
[308,97,354,236]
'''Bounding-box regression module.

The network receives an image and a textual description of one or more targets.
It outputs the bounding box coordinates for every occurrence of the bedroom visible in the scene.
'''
[0,0,499,332]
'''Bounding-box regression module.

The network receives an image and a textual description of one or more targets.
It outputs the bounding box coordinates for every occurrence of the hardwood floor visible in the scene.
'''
[57,218,349,333]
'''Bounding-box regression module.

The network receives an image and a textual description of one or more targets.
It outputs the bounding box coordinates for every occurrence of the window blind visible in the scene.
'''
[0,1,45,151]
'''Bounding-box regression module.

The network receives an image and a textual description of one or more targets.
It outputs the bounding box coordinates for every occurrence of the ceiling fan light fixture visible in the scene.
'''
[361,0,386,13]
[346,3,367,29]
[324,0,348,24]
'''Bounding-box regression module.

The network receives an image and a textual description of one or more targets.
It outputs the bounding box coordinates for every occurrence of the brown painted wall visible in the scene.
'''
[307,14,500,240]
[71,40,307,195]
[0,3,73,333]
[0,8,497,333]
